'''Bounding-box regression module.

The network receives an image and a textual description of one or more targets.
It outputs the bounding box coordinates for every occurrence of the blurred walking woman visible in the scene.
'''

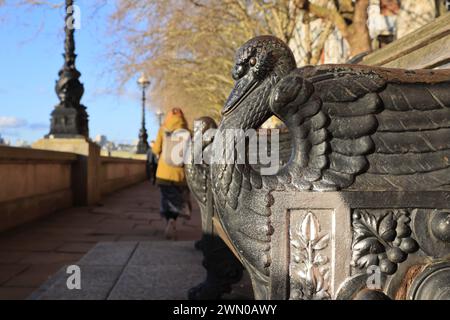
[152,108,190,240]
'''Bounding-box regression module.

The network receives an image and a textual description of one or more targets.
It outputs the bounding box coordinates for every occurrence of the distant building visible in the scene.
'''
[94,135,108,147]
[15,139,30,148]
[116,143,137,153]
[93,134,137,154]
[0,135,11,146]
[104,141,116,151]
[94,134,119,152]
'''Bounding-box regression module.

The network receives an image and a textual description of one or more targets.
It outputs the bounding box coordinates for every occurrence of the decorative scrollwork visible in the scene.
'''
[290,212,331,300]
[351,209,419,275]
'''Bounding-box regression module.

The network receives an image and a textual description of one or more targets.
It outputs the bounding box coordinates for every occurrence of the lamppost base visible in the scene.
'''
[136,142,149,154]
[48,104,89,138]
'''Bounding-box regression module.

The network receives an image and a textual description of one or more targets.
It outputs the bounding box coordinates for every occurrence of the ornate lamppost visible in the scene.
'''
[48,0,88,138]
[136,73,150,154]
[156,109,164,126]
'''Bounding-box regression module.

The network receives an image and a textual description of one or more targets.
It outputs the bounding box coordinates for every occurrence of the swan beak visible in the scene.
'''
[222,76,258,116]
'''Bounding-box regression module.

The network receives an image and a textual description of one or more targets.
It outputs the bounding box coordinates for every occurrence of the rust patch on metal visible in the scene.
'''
[395,264,428,300]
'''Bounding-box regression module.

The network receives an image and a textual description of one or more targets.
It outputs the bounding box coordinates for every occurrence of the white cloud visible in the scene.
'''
[0,116,27,129]
[0,117,48,133]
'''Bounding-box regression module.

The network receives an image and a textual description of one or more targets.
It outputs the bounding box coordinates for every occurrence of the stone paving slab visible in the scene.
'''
[0,287,36,300]
[4,263,67,288]
[108,265,204,300]
[128,241,201,267]
[30,241,204,300]
[0,265,29,284]
[31,265,124,300]
[0,181,202,299]
[78,241,138,266]
[108,242,205,300]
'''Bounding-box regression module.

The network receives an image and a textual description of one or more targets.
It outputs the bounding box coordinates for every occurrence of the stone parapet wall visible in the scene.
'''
[100,156,147,196]
[0,146,77,232]
[0,144,147,232]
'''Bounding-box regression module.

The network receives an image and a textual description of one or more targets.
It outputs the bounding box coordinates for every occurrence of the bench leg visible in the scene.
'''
[188,234,244,300]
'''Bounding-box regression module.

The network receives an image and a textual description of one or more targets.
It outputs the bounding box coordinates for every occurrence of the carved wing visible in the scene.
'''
[185,117,218,205]
[271,65,450,191]
[185,161,208,205]
[218,161,275,275]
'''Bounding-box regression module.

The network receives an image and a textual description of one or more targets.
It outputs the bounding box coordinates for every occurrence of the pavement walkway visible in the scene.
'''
[0,181,202,300]
[31,241,206,300]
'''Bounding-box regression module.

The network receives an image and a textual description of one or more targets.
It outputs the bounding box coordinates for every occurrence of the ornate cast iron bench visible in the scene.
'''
[186,28,450,300]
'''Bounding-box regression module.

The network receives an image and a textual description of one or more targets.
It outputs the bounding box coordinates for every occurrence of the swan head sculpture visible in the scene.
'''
[222,35,296,119]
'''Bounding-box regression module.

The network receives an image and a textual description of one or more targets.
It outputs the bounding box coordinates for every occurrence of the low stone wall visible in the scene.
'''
[100,156,147,196]
[0,146,77,232]
[0,144,147,232]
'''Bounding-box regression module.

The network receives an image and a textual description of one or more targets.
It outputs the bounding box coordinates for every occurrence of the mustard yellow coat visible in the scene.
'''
[152,113,188,184]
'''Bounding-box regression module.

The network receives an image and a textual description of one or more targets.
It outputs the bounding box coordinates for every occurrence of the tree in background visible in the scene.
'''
[107,0,380,123]
[107,0,307,123]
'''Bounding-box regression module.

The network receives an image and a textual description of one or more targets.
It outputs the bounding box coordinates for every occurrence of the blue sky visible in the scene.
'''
[0,1,159,145]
